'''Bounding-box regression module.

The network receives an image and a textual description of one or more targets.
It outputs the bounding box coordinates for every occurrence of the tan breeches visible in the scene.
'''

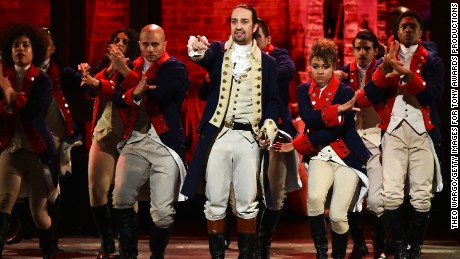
[307,159,359,234]
[382,121,434,212]
[0,150,51,230]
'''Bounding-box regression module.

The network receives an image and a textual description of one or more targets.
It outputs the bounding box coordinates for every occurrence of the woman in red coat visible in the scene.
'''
[0,23,57,259]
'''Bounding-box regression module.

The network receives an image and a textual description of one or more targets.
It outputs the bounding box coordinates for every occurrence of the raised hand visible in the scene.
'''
[382,40,405,78]
[187,35,210,58]
[0,64,24,108]
[337,91,360,113]
[78,63,100,88]
[132,71,157,99]
[107,44,130,76]
[386,40,413,81]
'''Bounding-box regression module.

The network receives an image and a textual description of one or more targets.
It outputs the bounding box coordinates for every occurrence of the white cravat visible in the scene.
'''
[14,64,31,90]
[231,43,251,81]
[399,44,418,69]
[357,63,371,88]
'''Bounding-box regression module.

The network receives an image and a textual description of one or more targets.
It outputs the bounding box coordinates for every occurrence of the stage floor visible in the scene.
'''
[2,219,460,258]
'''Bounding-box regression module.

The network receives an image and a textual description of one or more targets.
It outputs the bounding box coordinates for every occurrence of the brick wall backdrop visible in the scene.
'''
[162,0,290,86]
[0,0,50,30]
[85,0,130,65]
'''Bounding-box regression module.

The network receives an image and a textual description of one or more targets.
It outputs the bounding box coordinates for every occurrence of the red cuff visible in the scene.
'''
[371,67,392,88]
[99,79,116,97]
[0,96,26,116]
[400,73,426,94]
[95,69,108,80]
[120,71,140,91]
[122,88,144,107]
[329,139,351,159]
[321,104,343,127]
[292,134,318,155]
[356,89,372,107]
[13,96,27,112]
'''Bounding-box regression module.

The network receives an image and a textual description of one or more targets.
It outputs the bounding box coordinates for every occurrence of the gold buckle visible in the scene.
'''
[224,120,234,129]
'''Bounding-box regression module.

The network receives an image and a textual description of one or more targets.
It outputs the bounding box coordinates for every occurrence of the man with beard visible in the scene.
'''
[182,4,280,258]
[109,24,188,259]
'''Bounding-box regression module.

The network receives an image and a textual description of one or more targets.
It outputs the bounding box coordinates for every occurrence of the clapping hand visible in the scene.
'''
[0,63,24,108]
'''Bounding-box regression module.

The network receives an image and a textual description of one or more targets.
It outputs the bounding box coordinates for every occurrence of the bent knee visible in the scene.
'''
[330,219,349,234]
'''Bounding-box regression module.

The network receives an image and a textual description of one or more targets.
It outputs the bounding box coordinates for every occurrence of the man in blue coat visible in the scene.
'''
[110,24,189,259]
[182,4,280,258]
[254,17,299,259]
[364,11,444,259]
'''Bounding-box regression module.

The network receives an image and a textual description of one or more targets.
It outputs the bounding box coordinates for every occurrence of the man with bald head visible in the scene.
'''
[109,24,189,259]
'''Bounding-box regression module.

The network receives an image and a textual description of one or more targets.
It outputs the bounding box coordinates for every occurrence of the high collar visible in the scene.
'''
[15,64,31,74]
[233,42,252,54]
[262,44,275,55]
[224,35,261,63]
[400,44,418,56]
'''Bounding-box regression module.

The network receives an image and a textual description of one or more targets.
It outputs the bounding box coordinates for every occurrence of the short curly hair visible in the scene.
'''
[310,38,338,68]
[1,23,49,67]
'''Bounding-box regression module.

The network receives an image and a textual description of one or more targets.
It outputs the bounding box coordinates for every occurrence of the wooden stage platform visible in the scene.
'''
[2,219,459,258]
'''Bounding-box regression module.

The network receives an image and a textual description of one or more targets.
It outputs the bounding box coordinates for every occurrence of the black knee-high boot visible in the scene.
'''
[116,208,138,259]
[369,214,386,259]
[385,207,408,259]
[149,223,172,259]
[207,219,226,259]
[407,208,430,259]
[0,212,11,257]
[331,230,348,259]
[308,214,328,259]
[348,211,368,259]
[38,227,55,259]
[6,199,34,245]
[91,204,116,259]
[256,205,282,259]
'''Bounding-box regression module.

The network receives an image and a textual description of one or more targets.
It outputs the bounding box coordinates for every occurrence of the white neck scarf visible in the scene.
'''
[231,43,252,81]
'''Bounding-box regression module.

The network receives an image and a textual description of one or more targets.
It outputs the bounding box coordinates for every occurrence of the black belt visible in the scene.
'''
[224,120,253,132]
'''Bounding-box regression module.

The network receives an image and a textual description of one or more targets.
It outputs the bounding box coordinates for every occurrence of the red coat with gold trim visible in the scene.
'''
[292,76,370,172]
